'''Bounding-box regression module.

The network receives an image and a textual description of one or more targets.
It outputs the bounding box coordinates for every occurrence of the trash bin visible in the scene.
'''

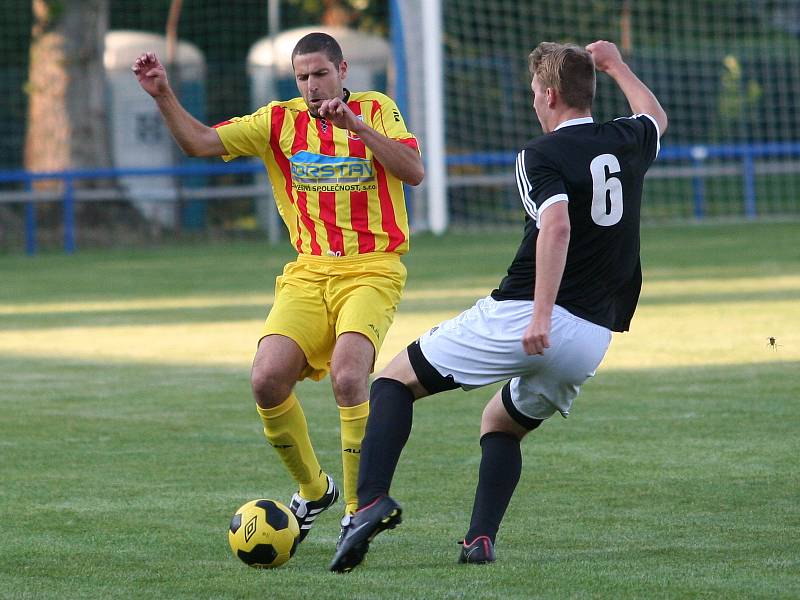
[104,30,207,229]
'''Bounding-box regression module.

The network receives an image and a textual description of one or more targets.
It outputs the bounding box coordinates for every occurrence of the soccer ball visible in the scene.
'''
[228,499,300,568]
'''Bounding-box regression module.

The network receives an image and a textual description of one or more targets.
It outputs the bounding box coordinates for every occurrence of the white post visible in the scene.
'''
[422,0,447,234]
[262,0,282,244]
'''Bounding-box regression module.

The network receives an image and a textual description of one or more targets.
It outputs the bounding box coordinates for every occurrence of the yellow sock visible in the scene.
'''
[257,394,328,500]
[339,400,369,515]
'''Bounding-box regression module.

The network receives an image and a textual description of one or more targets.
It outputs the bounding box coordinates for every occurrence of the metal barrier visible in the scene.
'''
[446,142,800,220]
[3,142,800,254]
[0,161,266,255]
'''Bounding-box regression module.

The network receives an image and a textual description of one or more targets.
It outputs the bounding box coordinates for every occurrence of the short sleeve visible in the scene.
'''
[213,104,273,162]
[614,114,661,165]
[516,148,568,227]
[371,94,419,153]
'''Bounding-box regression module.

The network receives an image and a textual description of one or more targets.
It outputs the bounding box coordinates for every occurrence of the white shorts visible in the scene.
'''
[418,297,612,420]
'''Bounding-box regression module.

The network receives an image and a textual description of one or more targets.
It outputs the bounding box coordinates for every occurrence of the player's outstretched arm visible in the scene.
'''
[318,97,425,186]
[586,40,668,136]
[131,52,226,157]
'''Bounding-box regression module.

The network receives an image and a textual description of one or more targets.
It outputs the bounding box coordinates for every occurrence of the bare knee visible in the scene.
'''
[376,348,430,399]
[251,364,295,409]
[330,366,368,407]
[480,393,532,440]
[250,335,307,409]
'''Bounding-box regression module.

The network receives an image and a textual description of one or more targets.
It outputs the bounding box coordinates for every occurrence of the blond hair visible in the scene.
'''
[528,42,595,110]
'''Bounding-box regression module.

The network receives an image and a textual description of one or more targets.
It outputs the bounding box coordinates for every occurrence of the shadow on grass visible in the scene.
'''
[3,283,799,332]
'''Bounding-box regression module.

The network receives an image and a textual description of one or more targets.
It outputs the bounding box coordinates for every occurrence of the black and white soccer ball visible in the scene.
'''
[228,499,300,568]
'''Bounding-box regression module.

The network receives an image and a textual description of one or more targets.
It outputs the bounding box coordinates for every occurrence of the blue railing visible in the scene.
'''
[3,141,800,254]
[0,161,265,255]
[447,141,800,220]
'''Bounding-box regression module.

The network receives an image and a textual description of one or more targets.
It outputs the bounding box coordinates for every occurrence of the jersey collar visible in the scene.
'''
[554,116,594,130]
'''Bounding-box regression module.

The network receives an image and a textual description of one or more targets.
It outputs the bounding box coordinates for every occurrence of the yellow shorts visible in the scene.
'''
[261,252,407,381]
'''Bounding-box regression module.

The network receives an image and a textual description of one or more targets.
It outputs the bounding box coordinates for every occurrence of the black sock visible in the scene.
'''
[356,377,415,507]
[464,432,522,544]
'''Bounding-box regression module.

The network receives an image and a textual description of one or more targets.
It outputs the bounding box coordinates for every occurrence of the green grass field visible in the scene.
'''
[1,222,799,599]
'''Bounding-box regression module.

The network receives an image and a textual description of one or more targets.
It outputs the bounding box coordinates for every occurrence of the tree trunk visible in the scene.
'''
[25,0,110,183]
[25,0,70,180]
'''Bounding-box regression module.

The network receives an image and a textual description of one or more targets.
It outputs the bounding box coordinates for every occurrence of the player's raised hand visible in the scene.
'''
[318,97,362,132]
[132,52,170,98]
[585,40,624,73]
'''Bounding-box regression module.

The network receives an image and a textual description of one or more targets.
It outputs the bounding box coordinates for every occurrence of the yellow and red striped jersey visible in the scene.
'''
[214,91,418,256]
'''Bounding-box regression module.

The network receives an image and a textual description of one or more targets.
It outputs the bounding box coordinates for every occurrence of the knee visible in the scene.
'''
[331,367,368,405]
[251,366,294,409]
[480,403,505,433]
[480,401,533,441]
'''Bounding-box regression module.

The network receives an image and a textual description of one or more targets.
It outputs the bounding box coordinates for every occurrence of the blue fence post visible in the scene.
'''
[24,177,36,256]
[389,0,413,224]
[389,0,408,118]
[63,176,76,254]
[742,153,756,218]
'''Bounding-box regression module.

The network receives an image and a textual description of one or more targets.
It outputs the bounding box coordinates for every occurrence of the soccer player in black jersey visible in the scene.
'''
[331,40,667,572]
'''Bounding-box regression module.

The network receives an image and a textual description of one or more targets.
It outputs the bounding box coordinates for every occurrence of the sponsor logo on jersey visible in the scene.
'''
[290,150,376,191]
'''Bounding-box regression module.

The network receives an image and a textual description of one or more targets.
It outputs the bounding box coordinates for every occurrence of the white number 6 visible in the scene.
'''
[590,154,623,226]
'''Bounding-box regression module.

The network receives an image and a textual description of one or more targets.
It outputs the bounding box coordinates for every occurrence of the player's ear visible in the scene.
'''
[338,59,348,81]
[546,87,558,108]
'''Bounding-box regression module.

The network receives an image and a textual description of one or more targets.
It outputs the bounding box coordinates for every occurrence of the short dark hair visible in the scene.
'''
[291,32,344,69]
[529,42,595,110]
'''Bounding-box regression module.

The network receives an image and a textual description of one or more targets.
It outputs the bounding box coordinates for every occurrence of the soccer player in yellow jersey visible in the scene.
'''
[132,32,423,545]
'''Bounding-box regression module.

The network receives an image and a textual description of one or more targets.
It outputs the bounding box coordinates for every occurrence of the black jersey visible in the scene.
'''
[491,115,660,332]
